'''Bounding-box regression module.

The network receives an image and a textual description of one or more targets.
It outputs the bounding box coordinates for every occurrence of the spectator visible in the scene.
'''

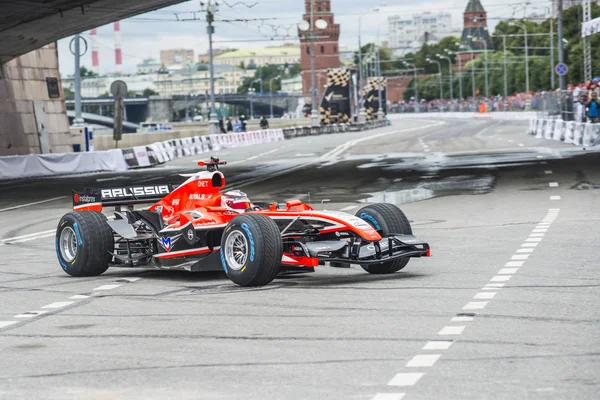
[226,117,233,132]
[234,118,243,132]
[240,115,247,132]
[260,116,269,129]
[587,92,599,123]
[218,116,226,134]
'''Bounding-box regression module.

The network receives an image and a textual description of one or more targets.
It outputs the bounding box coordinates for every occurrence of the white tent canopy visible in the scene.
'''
[582,17,600,37]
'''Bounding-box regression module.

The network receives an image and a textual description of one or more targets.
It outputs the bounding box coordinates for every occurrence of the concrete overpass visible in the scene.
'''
[0,0,186,64]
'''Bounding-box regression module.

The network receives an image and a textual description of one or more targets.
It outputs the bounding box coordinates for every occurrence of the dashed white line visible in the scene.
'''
[93,284,121,291]
[517,248,534,253]
[505,261,524,267]
[532,229,548,233]
[511,254,530,260]
[451,315,474,322]
[388,373,425,387]
[423,341,453,350]
[490,275,512,282]
[463,301,488,310]
[0,197,66,213]
[372,393,405,400]
[484,283,505,289]
[69,294,91,299]
[545,170,553,174]
[525,237,543,242]
[521,243,538,247]
[406,354,441,367]
[498,268,519,274]
[474,292,497,300]
[41,301,74,309]
[1,229,55,244]
[15,311,48,318]
[0,321,18,328]
[339,205,357,212]
[115,277,141,283]
[518,143,525,147]
[550,196,561,200]
[529,233,545,237]
[438,326,465,335]
[549,182,559,187]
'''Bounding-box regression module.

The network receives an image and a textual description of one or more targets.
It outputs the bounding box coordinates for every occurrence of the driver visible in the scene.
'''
[221,190,252,212]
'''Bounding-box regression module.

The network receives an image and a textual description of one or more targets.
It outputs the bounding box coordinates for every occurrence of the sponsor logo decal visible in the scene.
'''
[240,223,255,262]
[360,213,381,231]
[220,249,228,274]
[160,235,180,252]
[187,229,194,241]
[189,194,206,200]
[56,237,68,271]
[197,180,209,188]
[172,199,180,206]
[74,194,96,203]
[73,222,83,246]
[101,185,170,199]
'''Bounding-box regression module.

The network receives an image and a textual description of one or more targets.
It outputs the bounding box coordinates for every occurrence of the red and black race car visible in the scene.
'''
[56,157,431,286]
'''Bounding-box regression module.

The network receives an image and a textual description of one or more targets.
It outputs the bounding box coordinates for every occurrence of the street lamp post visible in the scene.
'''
[509,21,530,94]
[403,61,418,103]
[204,0,220,134]
[426,58,443,102]
[375,46,385,120]
[494,29,508,109]
[437,53,453,100]
[249,88,255,119]
[270,75,281,119]
[477,39,489,98]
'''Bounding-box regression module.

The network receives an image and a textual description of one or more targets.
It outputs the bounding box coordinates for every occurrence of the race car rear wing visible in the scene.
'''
[73,184,175,210]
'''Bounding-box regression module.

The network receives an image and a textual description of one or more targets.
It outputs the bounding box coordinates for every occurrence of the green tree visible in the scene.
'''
[143,88,158,97]
[79,66,98,78]
[237,63,300,93]
[63,87,74,99]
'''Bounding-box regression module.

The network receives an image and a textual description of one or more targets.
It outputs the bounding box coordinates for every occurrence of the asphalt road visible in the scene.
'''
[0,118,599,400]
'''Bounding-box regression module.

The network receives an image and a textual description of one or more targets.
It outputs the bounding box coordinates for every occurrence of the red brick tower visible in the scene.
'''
[298,0,341,106]
[457,0,493,70]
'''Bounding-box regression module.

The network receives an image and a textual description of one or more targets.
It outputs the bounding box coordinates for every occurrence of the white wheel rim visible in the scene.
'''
[225,231,248,271]
[59,226,78,263]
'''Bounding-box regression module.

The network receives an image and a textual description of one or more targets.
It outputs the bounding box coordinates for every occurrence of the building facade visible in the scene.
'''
[298,0,341,104]
[62,74,158,98]
[154,64,251,97]
[136,58,161,74]
[160,49,195,70]
[214,45,300,68]
[388,12,453,55]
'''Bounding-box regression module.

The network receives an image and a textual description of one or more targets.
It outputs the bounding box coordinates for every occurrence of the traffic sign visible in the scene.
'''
[555,63,568,76]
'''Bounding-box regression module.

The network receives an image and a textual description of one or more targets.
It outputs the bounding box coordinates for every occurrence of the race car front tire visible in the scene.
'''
[356,203,412,274]
[220,214,283,287]
[56,211,114,277]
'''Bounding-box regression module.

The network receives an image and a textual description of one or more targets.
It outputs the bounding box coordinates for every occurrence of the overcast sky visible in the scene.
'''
[57,0,552,76]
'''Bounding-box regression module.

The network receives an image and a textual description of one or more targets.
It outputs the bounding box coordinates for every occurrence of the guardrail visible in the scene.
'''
[0,121,387,180]
[527,118,600,147]
[389,112,537,121]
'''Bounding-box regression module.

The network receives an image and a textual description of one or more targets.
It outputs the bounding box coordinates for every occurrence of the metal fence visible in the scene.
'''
[389,90,590,121]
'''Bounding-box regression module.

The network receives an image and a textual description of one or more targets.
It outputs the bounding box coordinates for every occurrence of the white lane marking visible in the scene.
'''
[525,238,543,242]
[451,315,474,322]
[406,354,441,367]
[339,205,357,212]
[247,155,259,160]
[69,294,90,299]
[532,229,548,233]
[3,232,55,244]
[518,143,525,147]
[424,149,431,152]
[550,196,561,200]
[1,229,55,243]
[423,341,453,350]
[491,275,512,282]
[0,197,66,213]
[508,139,514,143]
[549,208,560,211]
[505,261,524,267]
[138,176,165,183]
[372,394,405,400]
[522,243,538,247]
[0,321,18,328]
[545,170,553,174]
[41,301,74,309]
[388,373,424,387]
[512,254,530,260]
[484,283,505,289]
[474,292,496,299]
[463,301,488,310]
[536,155,544,158]
[93,284,121,291]
[15,311,48,318]
[295,153,316,157]
[499,268,519,274]
[517,248,534,253]
[549,182,559,187]
[115,277,141,283]
[529,233,545,237]
[438,326,465,335]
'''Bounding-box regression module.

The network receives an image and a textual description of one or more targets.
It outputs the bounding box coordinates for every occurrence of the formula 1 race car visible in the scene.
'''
[56,157,431,286]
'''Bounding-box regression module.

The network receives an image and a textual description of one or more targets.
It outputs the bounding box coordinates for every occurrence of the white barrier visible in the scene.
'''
[527,117,600,148]
[0,149,127,180]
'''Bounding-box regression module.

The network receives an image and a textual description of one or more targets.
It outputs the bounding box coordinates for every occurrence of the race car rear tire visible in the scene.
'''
[220,214,283,287]
[56,211,114,277]
[356,203,412,274]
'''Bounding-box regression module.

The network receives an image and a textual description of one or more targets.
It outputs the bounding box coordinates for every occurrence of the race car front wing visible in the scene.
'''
[285,234,430,265]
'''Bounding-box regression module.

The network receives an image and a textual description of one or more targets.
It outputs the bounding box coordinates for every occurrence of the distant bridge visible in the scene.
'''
[66,110,139,133]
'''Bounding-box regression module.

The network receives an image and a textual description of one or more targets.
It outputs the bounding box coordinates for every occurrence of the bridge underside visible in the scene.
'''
[1,0,185,64]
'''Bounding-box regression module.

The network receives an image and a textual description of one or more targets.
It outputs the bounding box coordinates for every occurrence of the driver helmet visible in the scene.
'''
[222,190,251,211]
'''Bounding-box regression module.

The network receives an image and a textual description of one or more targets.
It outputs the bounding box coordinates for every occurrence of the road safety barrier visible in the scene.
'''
[528,118,600,147]
[390,112,537,121]
[0,121,386,180]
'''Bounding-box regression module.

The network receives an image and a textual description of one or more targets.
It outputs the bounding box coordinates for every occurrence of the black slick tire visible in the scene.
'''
[355,203,412,274]
[220,214,283,287]
[56,211,114,277]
